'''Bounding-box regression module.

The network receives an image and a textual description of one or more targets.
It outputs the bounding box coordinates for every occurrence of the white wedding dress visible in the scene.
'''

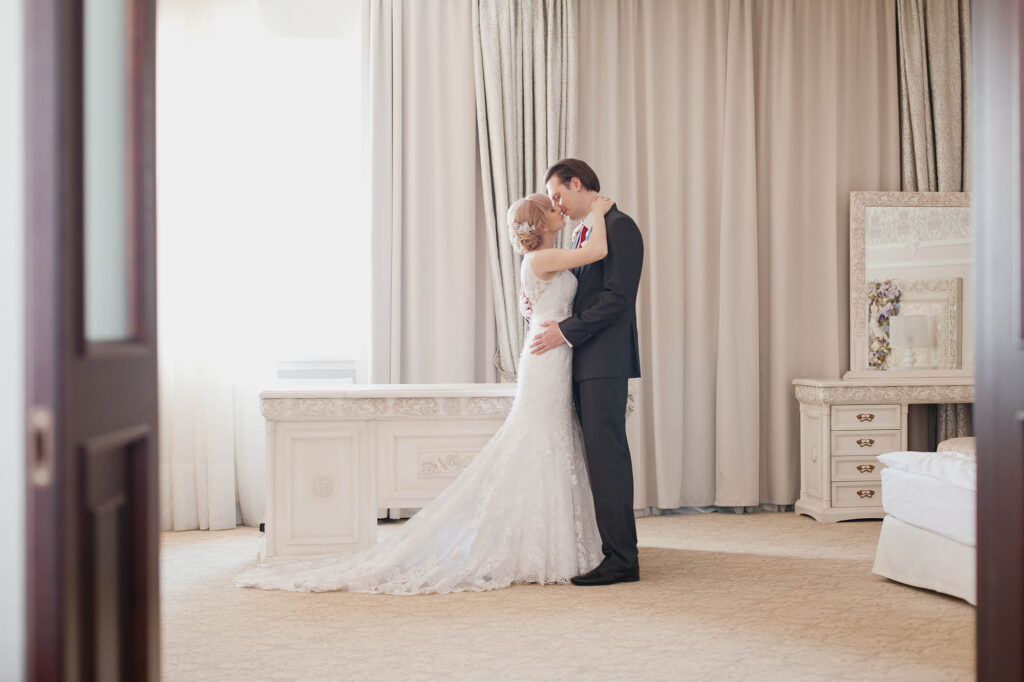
[235,253,602,594]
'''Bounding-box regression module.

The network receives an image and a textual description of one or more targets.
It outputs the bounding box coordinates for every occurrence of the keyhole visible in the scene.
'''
[30,407,54,487]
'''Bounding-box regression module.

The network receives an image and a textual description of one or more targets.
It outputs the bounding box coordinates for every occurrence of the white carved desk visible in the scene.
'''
[793,378,974,522]
[259,384,517,560]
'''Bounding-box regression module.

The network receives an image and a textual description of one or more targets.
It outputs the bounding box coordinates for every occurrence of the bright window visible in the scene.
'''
[157,0,368,380]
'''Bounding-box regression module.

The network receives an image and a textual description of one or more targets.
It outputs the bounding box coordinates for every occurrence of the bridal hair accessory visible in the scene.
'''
[507,220,536,249]
[511,220,534,235]
[506,200,537,246]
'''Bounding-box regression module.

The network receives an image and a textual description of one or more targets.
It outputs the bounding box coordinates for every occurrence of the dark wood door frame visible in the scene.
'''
[25,0,159,679]
[975,0,1024,678]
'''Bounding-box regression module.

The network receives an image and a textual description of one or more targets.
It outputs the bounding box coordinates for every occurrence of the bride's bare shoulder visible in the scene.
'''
[527,250,559,281]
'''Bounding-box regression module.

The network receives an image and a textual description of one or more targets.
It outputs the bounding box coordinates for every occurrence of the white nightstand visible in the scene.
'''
[793,377,974,522]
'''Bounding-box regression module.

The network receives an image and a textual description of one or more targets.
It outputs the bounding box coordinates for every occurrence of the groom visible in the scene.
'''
[531,158,644,586]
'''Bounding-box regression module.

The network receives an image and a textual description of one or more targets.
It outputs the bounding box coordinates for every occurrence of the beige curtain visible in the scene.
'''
[898,0,971,192]
[897,0,973,440]
[472,0,577,380]
[366,0,497,383]
[937,402,972,440]
[578,0,900,509]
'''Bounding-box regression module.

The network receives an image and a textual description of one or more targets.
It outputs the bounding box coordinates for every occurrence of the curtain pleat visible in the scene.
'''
[472,0,577,380]
[897,0,971,192]
[366,0,497,384]
[579,0,900,509]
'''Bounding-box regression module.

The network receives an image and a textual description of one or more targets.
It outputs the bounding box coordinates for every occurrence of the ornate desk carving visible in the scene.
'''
[259,384,516,560]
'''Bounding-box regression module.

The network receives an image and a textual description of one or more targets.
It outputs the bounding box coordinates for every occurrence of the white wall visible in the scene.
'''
[0,0,26,678]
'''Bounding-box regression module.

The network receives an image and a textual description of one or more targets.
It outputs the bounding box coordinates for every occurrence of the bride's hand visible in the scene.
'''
[592,195,614,215]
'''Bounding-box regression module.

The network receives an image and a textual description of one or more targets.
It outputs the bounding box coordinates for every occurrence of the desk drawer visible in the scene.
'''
[832,482,883,508]
[832,457,885,482]
[831,430,901,457]
[831,404,901,430]
[376,419,504,509]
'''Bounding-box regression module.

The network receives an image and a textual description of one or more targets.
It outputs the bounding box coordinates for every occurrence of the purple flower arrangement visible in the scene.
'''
[867,280,901,369]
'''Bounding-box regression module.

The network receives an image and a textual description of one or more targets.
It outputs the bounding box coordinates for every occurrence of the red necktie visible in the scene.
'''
[573,225,589,276]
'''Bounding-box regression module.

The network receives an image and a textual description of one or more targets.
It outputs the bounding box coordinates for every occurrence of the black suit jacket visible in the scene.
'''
[560,205,643,381]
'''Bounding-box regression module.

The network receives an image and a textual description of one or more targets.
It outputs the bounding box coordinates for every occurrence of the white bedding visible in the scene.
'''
[876,450,976,491]
[880,467,976,546]
[872,515,976,605]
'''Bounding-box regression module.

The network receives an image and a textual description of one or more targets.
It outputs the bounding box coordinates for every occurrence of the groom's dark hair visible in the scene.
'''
[545,158,600,193]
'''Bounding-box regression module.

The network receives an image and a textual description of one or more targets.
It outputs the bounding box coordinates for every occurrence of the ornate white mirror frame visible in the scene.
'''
[846,191,973,380]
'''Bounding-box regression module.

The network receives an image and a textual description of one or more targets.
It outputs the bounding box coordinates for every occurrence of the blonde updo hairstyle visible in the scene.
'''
[506,194,552,255]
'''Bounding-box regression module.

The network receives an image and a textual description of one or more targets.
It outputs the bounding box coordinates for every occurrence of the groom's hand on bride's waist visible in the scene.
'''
[530,321,570,355]
[521,291,533,316]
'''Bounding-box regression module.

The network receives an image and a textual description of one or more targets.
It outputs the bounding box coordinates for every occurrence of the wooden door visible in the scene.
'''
[25,0,159,679]
[974,0,1024,678]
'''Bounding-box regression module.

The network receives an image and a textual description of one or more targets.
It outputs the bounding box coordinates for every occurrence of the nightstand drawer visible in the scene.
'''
[831,405,901,430]
[832,482,883,507]
[832,457,885,481]
[831,430,901,457]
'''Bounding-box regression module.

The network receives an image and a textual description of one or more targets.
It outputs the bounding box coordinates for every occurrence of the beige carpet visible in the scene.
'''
[161,513,975,681]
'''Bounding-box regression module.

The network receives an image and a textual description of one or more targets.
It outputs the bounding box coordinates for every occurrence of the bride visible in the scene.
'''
[235,193,614,595]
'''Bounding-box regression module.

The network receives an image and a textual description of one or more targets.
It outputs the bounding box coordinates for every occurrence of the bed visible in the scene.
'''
[871,437,977,605]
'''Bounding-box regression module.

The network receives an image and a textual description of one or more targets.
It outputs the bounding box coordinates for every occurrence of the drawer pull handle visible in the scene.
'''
[856,413,876,422]
[856,489,876,499]
[856,438,875,448]
[856,464,876,474]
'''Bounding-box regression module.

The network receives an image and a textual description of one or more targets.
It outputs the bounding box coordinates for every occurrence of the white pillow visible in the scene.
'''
[876,450,977,491]
[936,436,977,457]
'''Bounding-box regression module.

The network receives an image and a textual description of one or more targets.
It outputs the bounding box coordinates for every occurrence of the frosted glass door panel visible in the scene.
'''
[84,0,133,342]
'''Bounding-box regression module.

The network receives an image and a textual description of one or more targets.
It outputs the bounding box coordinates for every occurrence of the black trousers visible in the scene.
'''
[573,377,639,570]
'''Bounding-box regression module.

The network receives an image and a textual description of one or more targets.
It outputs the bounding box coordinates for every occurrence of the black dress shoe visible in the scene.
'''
[570,561,640,586]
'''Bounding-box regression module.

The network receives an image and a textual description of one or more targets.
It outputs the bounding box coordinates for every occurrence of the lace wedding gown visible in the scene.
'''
[235,253,602,594]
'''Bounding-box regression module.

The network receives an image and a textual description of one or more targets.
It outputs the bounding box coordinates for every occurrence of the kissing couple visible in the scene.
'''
[237,158,644,594]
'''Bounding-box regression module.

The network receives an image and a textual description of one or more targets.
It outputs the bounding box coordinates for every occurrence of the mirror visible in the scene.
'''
[847,191,972,379]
